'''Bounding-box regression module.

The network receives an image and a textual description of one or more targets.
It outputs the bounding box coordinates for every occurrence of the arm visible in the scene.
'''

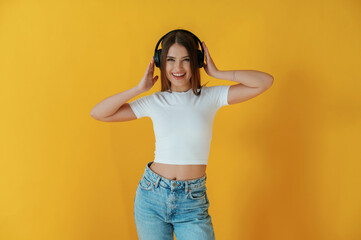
[90,85,145,120]
[214,70,274,88]
[213,70,274,105]
[201,41,273,105]
[90,56,158,120]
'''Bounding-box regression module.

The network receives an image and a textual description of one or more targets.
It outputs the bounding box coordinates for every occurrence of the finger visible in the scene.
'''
[202,41,208,52]
[148,67,154,77]
[205,47,210,57]
[149,59,154,70]
[144,62,151,76]
[204,43,210,57]
[149,60,154,71]
[152,76,158,85]
[145,63,150,74]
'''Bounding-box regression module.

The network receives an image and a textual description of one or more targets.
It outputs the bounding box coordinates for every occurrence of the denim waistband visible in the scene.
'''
[143,161,207,190]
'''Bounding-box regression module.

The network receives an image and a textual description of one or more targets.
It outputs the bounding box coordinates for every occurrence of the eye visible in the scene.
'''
[166,59,190,61]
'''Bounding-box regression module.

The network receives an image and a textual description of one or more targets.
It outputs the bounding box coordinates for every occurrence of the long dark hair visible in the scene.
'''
[159,30,209,96]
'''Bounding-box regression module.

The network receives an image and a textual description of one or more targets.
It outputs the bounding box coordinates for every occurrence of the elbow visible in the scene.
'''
[90,111,100,120]
[265,75,274,88]
[259,72,274,89]
[259,77,273,90]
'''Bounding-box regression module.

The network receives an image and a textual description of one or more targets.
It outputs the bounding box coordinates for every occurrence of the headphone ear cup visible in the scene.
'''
[154,49,162,68]
[197,50,204,68]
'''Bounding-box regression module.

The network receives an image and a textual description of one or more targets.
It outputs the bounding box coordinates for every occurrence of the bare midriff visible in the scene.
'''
[149,162,207,181]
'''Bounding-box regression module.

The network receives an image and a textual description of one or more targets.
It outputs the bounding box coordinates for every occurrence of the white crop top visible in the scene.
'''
[128,85,230,165]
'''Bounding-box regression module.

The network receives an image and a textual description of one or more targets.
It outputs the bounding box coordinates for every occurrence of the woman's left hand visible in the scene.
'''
[202,41,220,78]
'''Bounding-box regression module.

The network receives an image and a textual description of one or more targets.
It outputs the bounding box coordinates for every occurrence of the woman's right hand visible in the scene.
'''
[137,56,159,92]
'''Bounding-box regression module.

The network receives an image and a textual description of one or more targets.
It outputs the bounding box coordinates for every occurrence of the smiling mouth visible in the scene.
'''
[172,73,186,79]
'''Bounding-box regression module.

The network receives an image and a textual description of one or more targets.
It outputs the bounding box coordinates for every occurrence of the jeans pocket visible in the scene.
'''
[188,185,207,200]
[138,175,154,191]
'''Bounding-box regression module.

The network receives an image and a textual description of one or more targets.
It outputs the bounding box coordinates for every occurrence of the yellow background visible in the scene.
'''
[1,0,360,239]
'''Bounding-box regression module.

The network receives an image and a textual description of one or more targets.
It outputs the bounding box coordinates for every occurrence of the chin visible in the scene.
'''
[173,81,190,87]
[168,78,191,85]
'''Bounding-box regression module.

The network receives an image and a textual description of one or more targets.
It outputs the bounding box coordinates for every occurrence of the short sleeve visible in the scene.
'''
[128,94,153,119]
[206,85,230,109]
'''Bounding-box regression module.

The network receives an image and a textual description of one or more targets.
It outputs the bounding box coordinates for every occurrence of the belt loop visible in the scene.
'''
[185,181,188,194]
[154,176,160,188]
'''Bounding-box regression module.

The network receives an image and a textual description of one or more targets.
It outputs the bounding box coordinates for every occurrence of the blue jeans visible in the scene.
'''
[133,161,215,240]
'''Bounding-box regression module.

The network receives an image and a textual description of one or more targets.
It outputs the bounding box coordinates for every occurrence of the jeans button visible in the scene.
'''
[172,183,177,187]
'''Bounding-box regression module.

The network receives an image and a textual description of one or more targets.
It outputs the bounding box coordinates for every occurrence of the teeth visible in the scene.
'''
[173,73,185,76]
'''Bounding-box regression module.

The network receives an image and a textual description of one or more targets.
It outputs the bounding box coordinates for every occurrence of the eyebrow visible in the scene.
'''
[166,56,190,58]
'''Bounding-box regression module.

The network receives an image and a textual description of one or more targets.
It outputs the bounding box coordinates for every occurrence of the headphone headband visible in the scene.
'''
[153,29,204,68]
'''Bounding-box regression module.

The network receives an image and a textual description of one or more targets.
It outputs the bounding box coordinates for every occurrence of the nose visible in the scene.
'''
[174,61,184,71]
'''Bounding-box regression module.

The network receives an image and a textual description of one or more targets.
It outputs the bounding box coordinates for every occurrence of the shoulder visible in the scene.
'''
[202,84,230,107]
[153,91,164,96]
[201,84,230,97]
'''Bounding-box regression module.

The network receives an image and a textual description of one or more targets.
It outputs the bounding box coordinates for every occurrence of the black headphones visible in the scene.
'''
[153,29,205,69]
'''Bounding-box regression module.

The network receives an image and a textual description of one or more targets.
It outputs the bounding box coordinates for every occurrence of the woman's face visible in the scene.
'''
[165,43,192,91]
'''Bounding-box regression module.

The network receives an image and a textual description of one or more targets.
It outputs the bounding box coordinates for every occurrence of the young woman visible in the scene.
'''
[90,29,274,240]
